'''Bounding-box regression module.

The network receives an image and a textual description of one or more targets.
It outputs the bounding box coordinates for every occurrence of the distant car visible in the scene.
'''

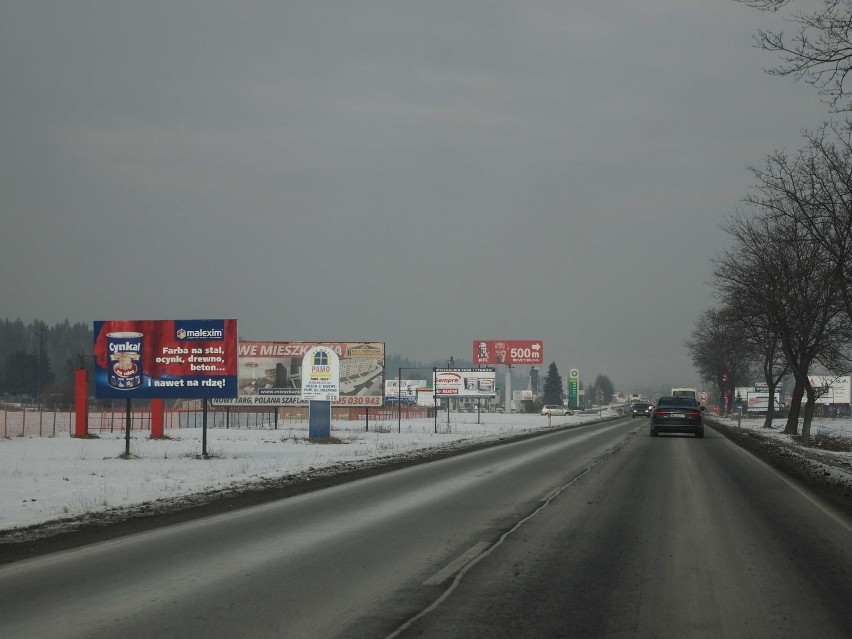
[541,405,573,416]
[650,396,704,438]
[631,402,653,418]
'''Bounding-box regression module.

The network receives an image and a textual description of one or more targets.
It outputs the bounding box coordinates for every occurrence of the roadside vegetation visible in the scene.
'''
[687,1,852,446]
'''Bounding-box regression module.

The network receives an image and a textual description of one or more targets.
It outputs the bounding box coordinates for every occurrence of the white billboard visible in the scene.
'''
[746,390,782,412]
[385,379,426,404]
[434,368,496,397]
[301,346,340,402]
[809,375,851,405]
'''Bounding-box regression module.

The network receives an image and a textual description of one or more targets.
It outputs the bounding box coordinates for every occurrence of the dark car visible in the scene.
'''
[631,402,653,418]
[650,396,704,438]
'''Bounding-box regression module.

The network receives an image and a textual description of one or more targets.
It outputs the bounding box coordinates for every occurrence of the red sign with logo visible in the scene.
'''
[472,340,543,365]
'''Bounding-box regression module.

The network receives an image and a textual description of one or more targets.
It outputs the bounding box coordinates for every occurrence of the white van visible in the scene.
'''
[671,387,698,401]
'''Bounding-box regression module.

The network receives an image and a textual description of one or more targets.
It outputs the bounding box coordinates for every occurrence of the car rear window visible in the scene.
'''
[657,397,697,408]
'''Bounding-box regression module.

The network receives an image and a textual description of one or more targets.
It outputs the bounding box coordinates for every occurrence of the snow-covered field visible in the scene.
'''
[711,413,852,453]
[1,409,850,535]
[0,410,616,532]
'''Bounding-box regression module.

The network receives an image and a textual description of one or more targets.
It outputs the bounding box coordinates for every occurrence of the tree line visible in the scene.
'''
[687,2,852,445]
[0,319,93,405]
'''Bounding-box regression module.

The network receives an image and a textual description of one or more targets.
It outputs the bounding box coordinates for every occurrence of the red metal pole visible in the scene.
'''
[151,398,164,439]
[74,368,88,437]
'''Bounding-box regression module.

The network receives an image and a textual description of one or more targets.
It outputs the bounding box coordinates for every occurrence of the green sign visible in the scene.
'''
[568,368,579,409]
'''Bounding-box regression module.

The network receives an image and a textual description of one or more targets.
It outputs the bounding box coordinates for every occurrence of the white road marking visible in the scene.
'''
[424,542,491,586]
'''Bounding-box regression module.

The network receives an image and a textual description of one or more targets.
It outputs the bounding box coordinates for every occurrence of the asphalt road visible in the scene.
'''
[2,417,851,638]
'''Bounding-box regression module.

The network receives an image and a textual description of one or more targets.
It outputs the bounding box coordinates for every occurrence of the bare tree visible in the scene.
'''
[714,214,794,427]
[747,122,852,324]
[725,301,789,427]
[738,1,793,9]
[717,208,849,443]
[685,307,755,415]
[744,126,852,438]
[737,1,852,111]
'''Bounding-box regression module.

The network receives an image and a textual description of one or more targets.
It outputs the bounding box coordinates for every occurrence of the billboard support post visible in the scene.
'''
[202,398,208,458]
[433,367,438,434]
[151,398,164,439]
[124,398,131,457]
[506,365,512,413]
[308,400,331,439]
[74,367,88,438]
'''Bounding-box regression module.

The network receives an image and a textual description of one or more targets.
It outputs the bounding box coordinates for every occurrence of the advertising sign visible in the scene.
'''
[473,340,543,365]
[385,379,426,404]
[93,319,238,399]
[213,341,384,406]
[809,375,852,405]
[567,368,579,409]
[300,346,340,402]
[434,368,496,397]
[746,390,782,412]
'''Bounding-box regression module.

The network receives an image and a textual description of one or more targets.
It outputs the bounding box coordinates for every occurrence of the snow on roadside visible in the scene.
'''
[0,411,613,532]
[708,414,852,484]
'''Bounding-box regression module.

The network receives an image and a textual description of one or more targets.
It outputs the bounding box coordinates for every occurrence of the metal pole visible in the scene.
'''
[202,398,208,458]
[432,368,437,433]
[125,398,131,457]
[398,367,402,434]
[505,364,513,413]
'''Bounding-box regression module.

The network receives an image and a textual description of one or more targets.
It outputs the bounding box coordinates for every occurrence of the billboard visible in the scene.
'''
[213,341,384,406]
[300,346,340,402]
[93,319,238,399]
[746,390,782,412]
[809,375,851,405]
[434,368,496,397]
[473,340,543,365]
[385,379,426,404]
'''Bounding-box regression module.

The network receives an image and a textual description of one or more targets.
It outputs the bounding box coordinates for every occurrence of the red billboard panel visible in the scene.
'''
[473,340,543,365]
[93,319,238,399]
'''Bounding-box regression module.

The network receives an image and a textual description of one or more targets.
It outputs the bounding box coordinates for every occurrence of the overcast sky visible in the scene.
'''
[0,1,831,394]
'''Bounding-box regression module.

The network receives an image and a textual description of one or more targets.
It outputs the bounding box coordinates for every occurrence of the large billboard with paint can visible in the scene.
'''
[93,319,238,399]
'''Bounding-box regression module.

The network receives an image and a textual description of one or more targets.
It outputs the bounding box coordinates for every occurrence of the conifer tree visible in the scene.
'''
[542,362,564,405]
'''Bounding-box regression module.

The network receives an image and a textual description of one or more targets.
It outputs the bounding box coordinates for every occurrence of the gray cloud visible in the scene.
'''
[0,1,827,395]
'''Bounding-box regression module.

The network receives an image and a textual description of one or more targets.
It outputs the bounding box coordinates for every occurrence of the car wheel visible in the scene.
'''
[696,430,704,438]
[650,428,658,437]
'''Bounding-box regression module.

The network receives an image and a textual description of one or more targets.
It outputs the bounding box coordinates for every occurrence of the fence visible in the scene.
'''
[0,404,432,437]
